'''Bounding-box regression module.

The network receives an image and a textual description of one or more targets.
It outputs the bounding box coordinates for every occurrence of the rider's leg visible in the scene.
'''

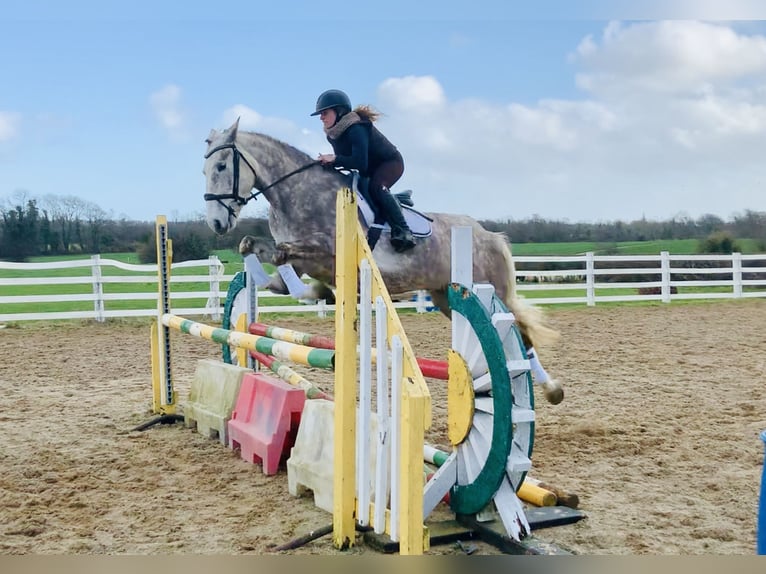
[369,160,416,253]
[357,177,386,249]
[376,191,415,252]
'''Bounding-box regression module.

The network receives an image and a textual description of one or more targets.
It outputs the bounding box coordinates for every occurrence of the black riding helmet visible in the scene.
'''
[311,89,352,117]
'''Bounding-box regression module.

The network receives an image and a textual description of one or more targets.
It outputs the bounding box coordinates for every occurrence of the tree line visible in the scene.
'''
[1,192,764,262]
[0,193,270,262]
[481,210,766,248]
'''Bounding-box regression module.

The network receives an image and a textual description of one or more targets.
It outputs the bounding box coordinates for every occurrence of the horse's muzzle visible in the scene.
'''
[212,219,228,236]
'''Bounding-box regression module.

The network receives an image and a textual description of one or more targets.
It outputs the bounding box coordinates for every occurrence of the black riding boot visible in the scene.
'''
[377,188,416,253]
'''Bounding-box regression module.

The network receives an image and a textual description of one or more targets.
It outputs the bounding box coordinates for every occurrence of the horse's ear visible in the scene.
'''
[205,128,218,144]
[220,117,240,143]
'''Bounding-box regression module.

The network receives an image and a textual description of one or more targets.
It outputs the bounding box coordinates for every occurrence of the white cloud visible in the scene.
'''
[635,0,766,19]
[221,104,327,157]
[0,111,21,141]
[217,21,766,223]
[378,76,447,111]
[223,104,262,130]
[150,84,184,132]
[358,21,766,222]
[573,20,766,96]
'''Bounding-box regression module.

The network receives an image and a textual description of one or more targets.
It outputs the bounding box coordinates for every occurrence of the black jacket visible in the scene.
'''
[329,121,401,177]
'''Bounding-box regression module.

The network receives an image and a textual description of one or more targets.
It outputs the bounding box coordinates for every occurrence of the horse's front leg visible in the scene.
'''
[264,272,291,295]
[239,235,335,303]
[238,235,290,295]
[256,268,335,303]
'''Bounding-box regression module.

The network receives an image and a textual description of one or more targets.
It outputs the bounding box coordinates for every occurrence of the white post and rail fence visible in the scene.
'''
[1,251,765,323]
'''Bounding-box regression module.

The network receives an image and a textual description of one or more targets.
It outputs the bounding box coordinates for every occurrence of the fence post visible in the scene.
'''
[207,255,221,321]
[91,254,105,323]
[661,251,671,303]
[318,298,327,319]
[415,290,427,313]
[585,252,595,306]
[732,252,742,298]
[758,429,766,554]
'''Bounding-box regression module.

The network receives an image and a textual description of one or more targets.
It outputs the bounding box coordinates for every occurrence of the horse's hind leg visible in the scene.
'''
[525,347,564,405]
[437,284,564,405]
[507,309,564,405]
[429,289,451,320]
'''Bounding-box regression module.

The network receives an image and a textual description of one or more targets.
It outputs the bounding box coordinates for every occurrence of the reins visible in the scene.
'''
[203,141,319,219]
[253,160,320,198]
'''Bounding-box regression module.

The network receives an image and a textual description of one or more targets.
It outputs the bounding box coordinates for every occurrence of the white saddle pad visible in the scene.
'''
[356,192,433,238]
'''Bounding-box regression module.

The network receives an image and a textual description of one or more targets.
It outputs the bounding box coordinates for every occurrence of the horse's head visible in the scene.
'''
[203,118,258,235]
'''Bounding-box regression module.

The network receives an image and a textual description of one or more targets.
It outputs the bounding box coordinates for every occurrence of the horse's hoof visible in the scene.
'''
[543,380,564,405]
[238,236,256,255]
[308,280,336,304]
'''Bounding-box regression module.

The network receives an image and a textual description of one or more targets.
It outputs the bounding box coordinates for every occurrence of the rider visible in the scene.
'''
[312,89,416,253]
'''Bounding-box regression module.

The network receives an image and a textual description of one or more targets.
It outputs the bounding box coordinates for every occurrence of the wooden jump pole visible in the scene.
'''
[150,215,333,413]
[250,350,332,401]
[249,321,449,381]
[162,314,335,370]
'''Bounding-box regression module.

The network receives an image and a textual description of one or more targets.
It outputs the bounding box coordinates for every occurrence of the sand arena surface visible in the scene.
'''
[1,300,765,555]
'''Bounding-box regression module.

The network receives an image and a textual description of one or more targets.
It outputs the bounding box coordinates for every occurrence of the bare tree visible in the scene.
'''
[39,194,102,252]
[82,201,110,252]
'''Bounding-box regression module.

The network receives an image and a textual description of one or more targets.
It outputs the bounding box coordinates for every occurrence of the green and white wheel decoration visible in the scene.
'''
[221,271,248,365]
[445,282,535,540]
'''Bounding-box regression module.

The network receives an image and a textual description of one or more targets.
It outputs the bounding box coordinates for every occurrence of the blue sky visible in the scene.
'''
[2,1,766,224]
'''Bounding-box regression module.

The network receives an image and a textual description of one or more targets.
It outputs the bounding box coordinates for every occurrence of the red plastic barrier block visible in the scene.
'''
[228,372,306,475]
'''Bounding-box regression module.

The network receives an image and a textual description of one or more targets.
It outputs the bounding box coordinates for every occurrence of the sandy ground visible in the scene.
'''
[1,299,765,555]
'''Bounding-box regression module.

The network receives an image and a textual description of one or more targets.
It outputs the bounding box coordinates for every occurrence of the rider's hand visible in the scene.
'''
[318,153,335,166]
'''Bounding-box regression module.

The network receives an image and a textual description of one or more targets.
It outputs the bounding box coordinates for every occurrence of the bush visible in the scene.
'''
[136,238,155,264]
[136,230,211,263]
[170,231,210,262]
[698,231,741,254]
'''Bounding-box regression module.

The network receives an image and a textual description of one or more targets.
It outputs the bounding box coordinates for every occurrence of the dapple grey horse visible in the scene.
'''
[203,119,563,403]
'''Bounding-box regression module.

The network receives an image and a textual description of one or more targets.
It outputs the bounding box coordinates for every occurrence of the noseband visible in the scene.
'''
[203,141,319,221]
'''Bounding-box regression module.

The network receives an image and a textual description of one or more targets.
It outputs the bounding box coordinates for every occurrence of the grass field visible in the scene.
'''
[510,237,763,256]
[2,240,763,317]
[0,249,279,315]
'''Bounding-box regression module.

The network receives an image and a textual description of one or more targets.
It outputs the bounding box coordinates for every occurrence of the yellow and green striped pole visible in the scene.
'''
[250,350,331,401]
[162,314,335,370]
[249,322,335,350]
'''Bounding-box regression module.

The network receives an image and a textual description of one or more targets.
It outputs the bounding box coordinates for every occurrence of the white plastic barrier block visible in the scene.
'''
[287,399,383,513]
[183,359,251,446]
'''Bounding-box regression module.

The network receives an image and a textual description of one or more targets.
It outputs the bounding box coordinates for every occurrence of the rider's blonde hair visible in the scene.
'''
[354,105,382,122]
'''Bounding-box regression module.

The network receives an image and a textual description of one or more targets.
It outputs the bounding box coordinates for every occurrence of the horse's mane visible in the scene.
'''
[238,130,350,193]
[241,131,315,166]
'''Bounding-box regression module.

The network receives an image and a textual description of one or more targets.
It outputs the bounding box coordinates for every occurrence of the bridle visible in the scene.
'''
[203,141,319,220]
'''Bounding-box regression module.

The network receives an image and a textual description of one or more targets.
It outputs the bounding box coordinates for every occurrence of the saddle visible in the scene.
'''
[350,173,433,238]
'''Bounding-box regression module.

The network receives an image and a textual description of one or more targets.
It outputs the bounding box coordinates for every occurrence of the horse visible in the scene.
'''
[202,119,563,404]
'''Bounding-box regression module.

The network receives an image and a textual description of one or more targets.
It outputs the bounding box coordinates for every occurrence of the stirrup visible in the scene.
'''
[391,232,415,253]
[394,240,415,253]
[366,224,384,250]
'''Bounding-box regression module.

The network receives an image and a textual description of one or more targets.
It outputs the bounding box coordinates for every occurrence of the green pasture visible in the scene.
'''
[0,249,287,315]
[518,284,750,300]
[2,241,763,317]
[510,238,763,256]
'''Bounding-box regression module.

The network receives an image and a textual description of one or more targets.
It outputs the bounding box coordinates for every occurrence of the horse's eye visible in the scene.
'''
[216,162,227,172]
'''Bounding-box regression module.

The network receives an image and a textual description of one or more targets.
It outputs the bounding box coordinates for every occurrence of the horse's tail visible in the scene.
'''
[499,237,560,349]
